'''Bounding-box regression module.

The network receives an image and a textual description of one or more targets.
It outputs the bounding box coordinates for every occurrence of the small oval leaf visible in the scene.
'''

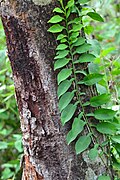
[54,58,70,70]
[67,118,86,144]
[57,68,72,85]
[75,43,91,54]
[75,135,91,154]
[48,24,64,33]
[55,50,69,59]
[74,54,96,64]
[88,146,98,161]
[94,108,116,120]
[57,80,72,98]
[96,122,117,135]
[83,73,104,85]
[59,91,74,112]
[61,104,77,125]
[56,44,68,50]
[53,7,64,14]
[48,15,64,23]
[72,37,85,47]
[90,94,111,107]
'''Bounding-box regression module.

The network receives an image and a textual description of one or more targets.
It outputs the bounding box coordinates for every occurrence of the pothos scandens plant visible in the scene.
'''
[48,0,120,179]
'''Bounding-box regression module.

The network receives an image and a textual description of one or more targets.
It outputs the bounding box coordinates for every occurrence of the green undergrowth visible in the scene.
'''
[0,20,23,180]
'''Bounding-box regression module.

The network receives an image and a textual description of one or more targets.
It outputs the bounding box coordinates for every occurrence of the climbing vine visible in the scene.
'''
[48,0,120,179]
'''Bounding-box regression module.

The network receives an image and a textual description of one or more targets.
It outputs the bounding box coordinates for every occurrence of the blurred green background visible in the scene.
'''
[0,20,23,179]
[0,0,120,179]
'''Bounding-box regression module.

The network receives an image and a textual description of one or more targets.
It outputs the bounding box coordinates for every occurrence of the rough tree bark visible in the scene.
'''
[0,0,108,179]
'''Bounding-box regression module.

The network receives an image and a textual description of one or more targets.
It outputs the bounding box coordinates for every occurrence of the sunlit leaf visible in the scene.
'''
[48,24,64,33]
[48,15,64,23]
[53,7,64,13]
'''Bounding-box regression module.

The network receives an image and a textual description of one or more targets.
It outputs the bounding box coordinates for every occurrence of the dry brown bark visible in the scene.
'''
[0,0,108,179]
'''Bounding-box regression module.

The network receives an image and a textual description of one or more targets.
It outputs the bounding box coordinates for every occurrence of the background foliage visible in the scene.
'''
[0,0,120,179]
[0,20,23,179]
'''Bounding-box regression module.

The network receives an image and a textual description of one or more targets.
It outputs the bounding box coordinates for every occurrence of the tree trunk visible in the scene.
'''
[0,0,108,179]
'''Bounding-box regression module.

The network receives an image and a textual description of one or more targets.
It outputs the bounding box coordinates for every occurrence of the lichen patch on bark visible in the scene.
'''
[32,0,53,6]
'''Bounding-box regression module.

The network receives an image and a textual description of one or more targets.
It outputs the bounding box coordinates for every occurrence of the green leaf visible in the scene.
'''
[68,17,81,25]
[69,33,80,43]
[67,118,86,144]
[60,38,67,43]
[15,140,23,152]
[53,7,64,14]
[55,50,69,59]
[94,108,116,120]
[66,0,74,9]
[70,24,83,32]
[54,58,70,70]
[98,175,111,180]
[66,9,71,18]
[72,37,85,47]
[89,39,101,56]
[90,94,111,107]
[59,91,74,112]
[78,0,90,3]
[74,54,95,64]
[111,135,120,144]
[0,141,8,150]
[1,168,14,180]
[57,80,72,98]
[83,73,104,85]
[87,12,104,22]
[96,84,107,94]
[88,144,98,160]
[96,122,117,135]
[56,44,68,50]
[88,63,100,74]
[75,43,91,54]
[75,135,91,154]
[61,104,77,125]
[57,34,67,40]
[48,15,64,23]
[75,70,87,76]
[57,68,72,85]
[48,24,64,33]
